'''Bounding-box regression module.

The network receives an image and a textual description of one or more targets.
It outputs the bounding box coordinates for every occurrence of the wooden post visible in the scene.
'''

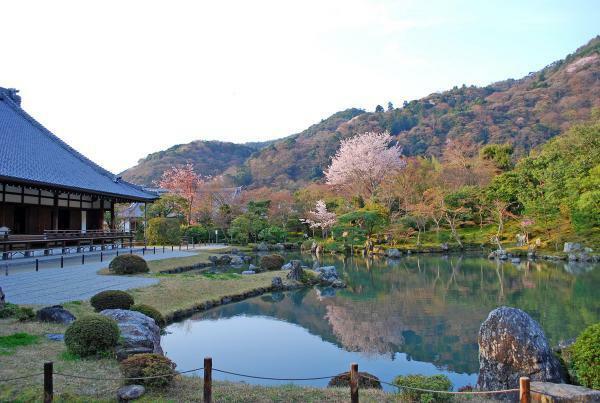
[350,363,359,403]
[204,357,212,403]
[520,377,530,403]
[60,256,64,268]
[44,361,53,403]
[100,251,103,262]
[36,258,39,271]
[81,254,85,265]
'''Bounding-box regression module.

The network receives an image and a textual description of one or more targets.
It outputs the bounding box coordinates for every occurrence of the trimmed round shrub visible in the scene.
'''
[121,353,176,388]
[393,374,453,402]
[109,254,149,275]
[64,314,119,357]
[90,290,134,312]
[131,304,165,328]
[571,323,600,389]
[259,254,285,271]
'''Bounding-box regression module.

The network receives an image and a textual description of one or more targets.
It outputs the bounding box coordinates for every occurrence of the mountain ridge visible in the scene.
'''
[121,36,600,188]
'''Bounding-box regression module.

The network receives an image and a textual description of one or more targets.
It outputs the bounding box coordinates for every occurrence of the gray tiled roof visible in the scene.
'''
[0,87,157,201]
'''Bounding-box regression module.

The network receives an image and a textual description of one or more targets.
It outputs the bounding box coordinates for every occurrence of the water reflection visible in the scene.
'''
[163,254,599,389]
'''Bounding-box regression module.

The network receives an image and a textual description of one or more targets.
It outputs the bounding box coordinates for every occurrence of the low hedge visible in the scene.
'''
[90,290,134,312]
[109,255,149,275]
[393,374,453,402]
[571,323,600,389]
[131,304,165,328]
[121,353,176,388]
[64,314,119,357]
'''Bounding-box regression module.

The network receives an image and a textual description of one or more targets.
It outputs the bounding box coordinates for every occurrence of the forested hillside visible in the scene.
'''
[121,140,262,185]
[122,37,600,189]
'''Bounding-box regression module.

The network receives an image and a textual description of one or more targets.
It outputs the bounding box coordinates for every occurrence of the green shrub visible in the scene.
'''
[120,353,176,388]
[90,290,134,312]
[64,314,119,357]
[184,225,209,243]
[259,254,284,271]
[571,323,600,389]
[258,226,287,243]
[109,255,149,275]
[131,304,165,328]
[393,374,453,402]
[146,217,182,245]
[16,307,35,321]
[0,303,35,321]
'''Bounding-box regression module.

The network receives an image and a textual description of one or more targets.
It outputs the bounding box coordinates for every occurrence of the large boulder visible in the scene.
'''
[315,266,339,282]
[36,305,75,325]
[100,309,163,360]
[477,306,565,391]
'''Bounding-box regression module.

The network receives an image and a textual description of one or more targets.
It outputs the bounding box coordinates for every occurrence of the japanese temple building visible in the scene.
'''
[0,87,157,253]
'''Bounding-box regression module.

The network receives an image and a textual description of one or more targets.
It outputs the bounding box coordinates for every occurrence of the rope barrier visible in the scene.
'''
[0,372,43,382]
[359,373,520,395]
[1,365,521,397]
[212,368,339,381]
[53,367,203,381]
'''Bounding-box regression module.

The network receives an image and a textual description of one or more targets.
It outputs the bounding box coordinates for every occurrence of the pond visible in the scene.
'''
[162,253,600,391]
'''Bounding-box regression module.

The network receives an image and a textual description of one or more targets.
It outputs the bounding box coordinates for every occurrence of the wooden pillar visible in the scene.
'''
[52,192,58,231]
[520,377,530,403]
[204,357,212,403]
[143,202,147,242]
[44,361,53,403]
[350,363,359,403]
[110,201,115,231]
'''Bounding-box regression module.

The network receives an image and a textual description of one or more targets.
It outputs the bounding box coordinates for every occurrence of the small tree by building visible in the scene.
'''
[157,163,204,225]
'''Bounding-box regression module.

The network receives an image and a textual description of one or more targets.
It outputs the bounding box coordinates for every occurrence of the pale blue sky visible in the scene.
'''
[1,0,598,173]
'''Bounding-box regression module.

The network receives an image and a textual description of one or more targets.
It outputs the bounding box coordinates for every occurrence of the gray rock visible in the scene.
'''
[255,242,269,252]
[36,305,76,324]
[46,333,64,341]
[563,242,582,253]
[241,270,256,275]
[243,255,253,263]
[386,248,402,258]
[286,260,304,281]
[100,309,163,357]
[331,280,346,288]
[271,276,283,288]
[229,255,244,265]
[272,243,285,251]
[117,384,145,401]
[248,264,258,270]
[511,257,521,264]
[477,306,565,391]
[315,266,339,282]
[281,262,292,270]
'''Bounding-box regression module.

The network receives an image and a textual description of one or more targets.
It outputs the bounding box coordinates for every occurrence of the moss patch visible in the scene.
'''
[0,333,39,355]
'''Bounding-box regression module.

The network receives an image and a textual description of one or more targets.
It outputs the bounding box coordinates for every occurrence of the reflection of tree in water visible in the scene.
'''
[321,255,599,374]
[180,253,598,376]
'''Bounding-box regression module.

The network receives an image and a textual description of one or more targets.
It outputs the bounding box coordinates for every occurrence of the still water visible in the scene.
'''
[162,253,599,390]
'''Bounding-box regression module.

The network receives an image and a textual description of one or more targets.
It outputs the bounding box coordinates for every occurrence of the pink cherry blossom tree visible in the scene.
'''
[301,200,337,238]
[157,163,204,225]
[324,131,406,199]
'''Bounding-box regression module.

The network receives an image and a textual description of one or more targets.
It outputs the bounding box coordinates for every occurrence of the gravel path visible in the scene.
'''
[0,251,192,305]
